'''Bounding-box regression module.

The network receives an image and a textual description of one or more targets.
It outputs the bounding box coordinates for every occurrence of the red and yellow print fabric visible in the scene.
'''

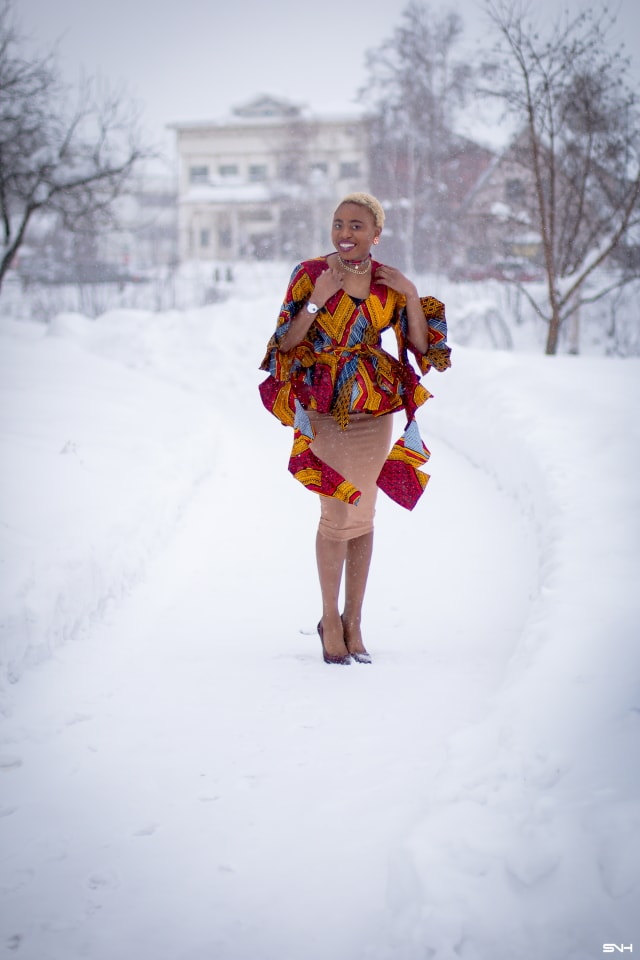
[259,257,451,510]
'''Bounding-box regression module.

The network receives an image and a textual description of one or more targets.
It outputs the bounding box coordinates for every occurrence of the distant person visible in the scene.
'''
[259,193,451,665]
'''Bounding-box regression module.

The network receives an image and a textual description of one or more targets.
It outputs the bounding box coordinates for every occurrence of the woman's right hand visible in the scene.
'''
[279,265,344,352]
[312,264,344,305]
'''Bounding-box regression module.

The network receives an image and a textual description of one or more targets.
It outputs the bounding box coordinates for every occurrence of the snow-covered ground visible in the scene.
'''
[0,265,639,959]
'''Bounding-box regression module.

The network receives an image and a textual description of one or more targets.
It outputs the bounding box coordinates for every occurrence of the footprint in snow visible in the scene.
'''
[87,870,120,890]
[0,755,22,771]
[0,868,34,895]
[133,823,158,837]
[65,712,92,726]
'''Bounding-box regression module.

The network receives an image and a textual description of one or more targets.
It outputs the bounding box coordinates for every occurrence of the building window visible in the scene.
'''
[200,229,210,248]
[219,164,239,177]
[249,164,268,182]
[310,162,328,175]
[189,165,209,184]
[505,178,526,205]
[279,160,299,180]
[339,161,360,179]
[219,228,232,249]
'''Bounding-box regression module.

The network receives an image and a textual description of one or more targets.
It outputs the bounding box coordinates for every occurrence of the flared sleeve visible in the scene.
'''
[259,261,318,383]
[393,295,452,376]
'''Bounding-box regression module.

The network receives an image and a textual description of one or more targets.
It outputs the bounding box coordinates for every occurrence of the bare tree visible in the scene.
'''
[483,1,640,354]
[360,0,472,272]
[0,1,150,290]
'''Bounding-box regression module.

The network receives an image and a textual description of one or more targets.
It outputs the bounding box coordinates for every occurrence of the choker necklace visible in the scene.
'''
[336,254,372,275]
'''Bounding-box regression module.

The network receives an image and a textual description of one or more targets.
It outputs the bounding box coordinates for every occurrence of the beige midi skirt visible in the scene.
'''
[308,410,394,541]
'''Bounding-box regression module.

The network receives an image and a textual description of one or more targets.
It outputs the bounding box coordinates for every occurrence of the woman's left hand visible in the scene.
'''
[374,264,419,300]
[376,263,429,353]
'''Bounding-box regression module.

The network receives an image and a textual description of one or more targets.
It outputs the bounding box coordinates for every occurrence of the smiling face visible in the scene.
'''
[331,202,381,261]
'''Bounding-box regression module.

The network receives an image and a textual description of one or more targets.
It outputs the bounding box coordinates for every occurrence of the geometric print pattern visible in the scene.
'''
[259,256,452,510]
[288,401,362,504]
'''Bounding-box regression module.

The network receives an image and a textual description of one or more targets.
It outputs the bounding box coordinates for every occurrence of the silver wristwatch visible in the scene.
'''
[305,302,321,315]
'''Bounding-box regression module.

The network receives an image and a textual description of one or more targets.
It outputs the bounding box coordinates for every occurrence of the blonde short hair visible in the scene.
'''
[337,192,385,230]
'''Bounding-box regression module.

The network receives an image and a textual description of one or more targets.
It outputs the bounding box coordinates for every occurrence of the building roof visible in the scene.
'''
[168,94,365,131]
[231,95,302,119]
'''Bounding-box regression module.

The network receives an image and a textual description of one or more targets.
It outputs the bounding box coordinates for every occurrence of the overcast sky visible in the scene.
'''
[15,0,640,171]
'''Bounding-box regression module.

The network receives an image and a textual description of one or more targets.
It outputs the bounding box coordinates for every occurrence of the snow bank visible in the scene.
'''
[367,350,640,958]
[0,288,282,699]
[0,308,222,698]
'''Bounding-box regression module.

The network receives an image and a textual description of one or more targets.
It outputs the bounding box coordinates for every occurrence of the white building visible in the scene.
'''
[170,95,370,262]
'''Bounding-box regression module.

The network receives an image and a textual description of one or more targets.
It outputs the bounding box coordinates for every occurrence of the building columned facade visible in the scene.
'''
[170,95,370,262]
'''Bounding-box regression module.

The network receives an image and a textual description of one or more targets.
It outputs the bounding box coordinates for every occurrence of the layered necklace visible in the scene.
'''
[336,253,372,275]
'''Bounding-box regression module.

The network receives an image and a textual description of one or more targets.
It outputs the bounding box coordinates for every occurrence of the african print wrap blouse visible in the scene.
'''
[259,256,451,510]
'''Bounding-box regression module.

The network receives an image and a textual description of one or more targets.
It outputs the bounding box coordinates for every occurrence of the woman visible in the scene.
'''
[259,193,451,665]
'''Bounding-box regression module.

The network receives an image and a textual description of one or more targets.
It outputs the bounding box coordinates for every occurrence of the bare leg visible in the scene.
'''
[342,531,374,654]
[316,531,349,658]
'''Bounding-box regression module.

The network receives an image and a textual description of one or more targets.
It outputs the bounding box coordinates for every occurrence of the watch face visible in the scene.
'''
[306,303,319,313]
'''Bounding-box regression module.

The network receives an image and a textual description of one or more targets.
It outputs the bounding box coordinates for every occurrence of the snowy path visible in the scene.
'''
[0,386,537,960]
[2,286,639,959]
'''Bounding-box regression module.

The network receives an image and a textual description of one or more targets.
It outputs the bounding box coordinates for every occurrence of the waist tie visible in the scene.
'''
[319,343,381,356]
